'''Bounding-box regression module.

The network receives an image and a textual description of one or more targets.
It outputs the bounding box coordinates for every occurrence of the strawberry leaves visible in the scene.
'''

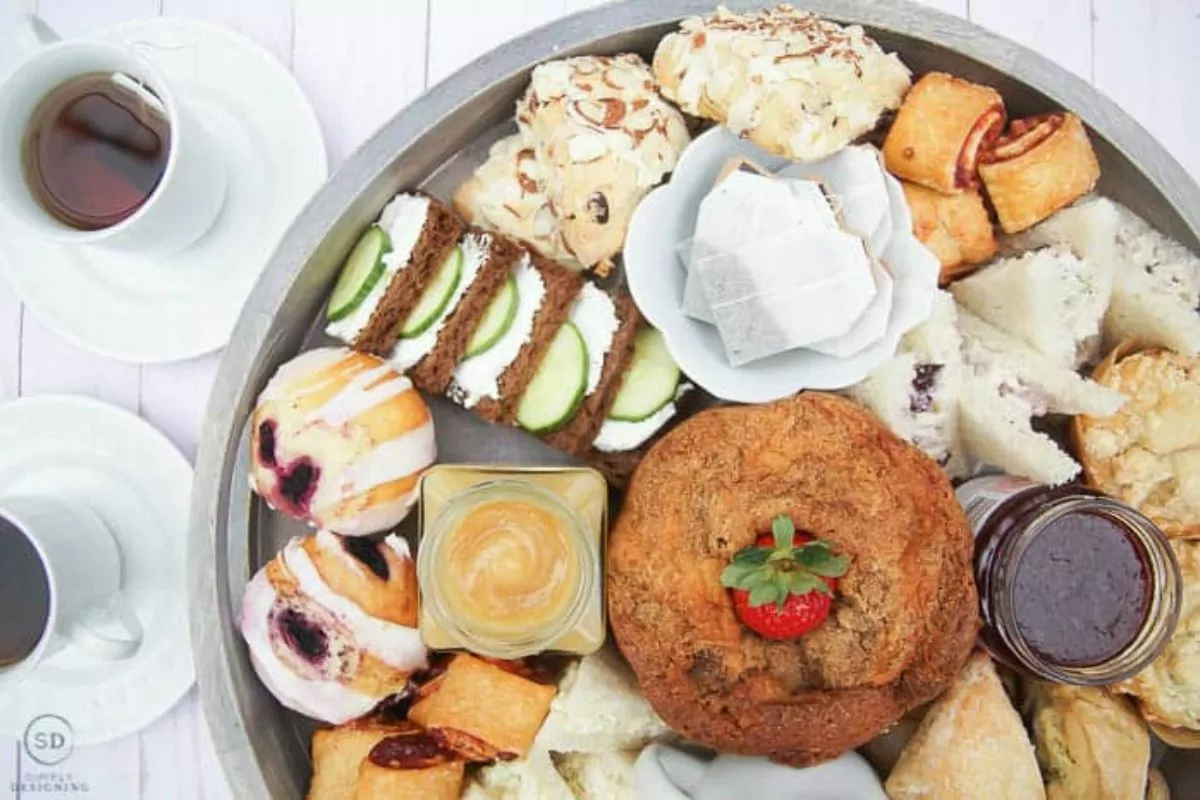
[719,515,850,610]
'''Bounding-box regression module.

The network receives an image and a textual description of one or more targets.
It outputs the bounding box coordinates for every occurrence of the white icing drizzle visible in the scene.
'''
[282,538,427,672]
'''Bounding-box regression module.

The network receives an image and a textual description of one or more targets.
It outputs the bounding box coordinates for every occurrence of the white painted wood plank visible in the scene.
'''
[1093,0,1200,183]
[140,689,230,800]
[33,0,161,38]
[426,0,605,85]
[292,0,429,167]
[160,0,294,68]
[0,276,19,402]
[969,0,1093,82]
[138,353,218,463]
[18,315,142,408]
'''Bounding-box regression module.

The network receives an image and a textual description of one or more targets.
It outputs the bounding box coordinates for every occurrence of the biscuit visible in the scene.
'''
[1110,539,1200,735]
[1076,342,1200,539]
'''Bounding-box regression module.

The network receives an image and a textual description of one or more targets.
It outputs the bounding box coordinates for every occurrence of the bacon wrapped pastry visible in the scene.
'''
[408,653,557,762]
[979,112,1101,234]
[883,72,1005,194]
[901,181,998,283]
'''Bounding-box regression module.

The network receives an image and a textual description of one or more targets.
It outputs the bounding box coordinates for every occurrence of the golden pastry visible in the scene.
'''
[979,112,1102,234]
[1075,342,1200,539]
[901,181,998,282]
[885,651,1045,800]
[1029,682,1150,799]
[652,5,911,163]
[515,54,689,268]
[1111,539,1200,739]
[883,72,1006,193]
[309,719,464,800]
[408,653,557,762]
[1145,768,1171,800]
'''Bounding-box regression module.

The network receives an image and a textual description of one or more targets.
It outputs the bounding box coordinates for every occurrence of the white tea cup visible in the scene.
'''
[0,493,143,693]
[0,16,228,256]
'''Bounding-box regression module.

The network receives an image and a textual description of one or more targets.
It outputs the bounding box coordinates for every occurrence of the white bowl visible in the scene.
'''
[624,127,939,403]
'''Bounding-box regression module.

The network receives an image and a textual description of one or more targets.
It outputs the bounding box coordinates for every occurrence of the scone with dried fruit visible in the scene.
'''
[1076,344,1200,538]
[516,54,689,268]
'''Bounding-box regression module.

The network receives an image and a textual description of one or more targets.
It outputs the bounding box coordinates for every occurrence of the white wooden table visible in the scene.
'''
[0,0,1196,797]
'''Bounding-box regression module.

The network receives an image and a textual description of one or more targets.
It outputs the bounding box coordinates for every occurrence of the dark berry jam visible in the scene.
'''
[342,535,390,580]
[909,363,942,413]
[277,607,328,662]
[257,420,278,467]
[278,460,319,512]
[962,476,1181,685]
[1010,510,1148,666]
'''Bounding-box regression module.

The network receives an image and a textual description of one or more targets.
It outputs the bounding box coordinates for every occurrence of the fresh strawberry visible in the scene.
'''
[720,515,850,641]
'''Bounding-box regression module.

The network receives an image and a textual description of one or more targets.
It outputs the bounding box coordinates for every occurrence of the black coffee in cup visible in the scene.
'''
[0,516,52,666]
[21,72,170,231]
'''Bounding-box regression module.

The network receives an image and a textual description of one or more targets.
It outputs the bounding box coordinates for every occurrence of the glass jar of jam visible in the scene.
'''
[417,473,603,659]
[959,474,1181,685]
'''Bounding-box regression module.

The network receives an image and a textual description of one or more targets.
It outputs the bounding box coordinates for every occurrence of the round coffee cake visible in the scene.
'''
[607,392,979,765]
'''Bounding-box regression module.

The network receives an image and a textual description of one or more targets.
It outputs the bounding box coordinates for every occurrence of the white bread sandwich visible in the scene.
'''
[534,645,670,754]
[557,750,637,800]
[958,373,1082,486]
[850,291,969,476]
[1108,203,1200,356]
[463,747,575,800]
[951,244,1113,369]
[957,308,1125,418]
[1008,197,1200,357]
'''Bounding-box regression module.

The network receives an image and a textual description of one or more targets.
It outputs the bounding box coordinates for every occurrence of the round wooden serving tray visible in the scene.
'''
[188,1,1200,796]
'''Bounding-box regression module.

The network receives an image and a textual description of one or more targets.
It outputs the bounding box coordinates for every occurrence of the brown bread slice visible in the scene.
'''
[472,252,584,424]
[407,230,522,395]
[355,196,464,357]
[543,291,641,456]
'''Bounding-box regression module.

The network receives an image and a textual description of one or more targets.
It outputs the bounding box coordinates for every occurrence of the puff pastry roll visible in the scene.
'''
[355,728,465,800]
[309,720,464,800]
[408,653,557,762]
[883,72,1006,193]
[902,181,998,283]
[979,112,1101,234]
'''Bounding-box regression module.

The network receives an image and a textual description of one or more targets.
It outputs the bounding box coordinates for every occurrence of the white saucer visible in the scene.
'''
[0,18,328,363]
[0,396,193,745]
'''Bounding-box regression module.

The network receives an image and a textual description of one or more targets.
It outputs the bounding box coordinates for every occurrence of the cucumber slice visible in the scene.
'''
[516,322,588,434]
[608,328,681,422]
[465,274,519,358]
[328,226,390,322]
[399,246,463,339]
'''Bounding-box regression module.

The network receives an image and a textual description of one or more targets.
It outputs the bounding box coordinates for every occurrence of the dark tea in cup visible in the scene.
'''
[0,515,52,667]
[21,72,170,231]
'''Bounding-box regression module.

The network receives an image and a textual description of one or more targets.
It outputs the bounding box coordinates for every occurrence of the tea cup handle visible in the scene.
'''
[63,592,144,661]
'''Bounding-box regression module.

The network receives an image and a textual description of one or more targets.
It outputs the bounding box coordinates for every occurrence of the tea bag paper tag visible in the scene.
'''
[0,725,140,798]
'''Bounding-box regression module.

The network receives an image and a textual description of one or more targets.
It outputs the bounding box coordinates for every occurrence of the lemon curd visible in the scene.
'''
[417,467,606,658]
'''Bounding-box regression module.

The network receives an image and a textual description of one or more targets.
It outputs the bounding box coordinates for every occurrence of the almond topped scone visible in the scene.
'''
[652,4,910,163]
[515,54,689,268]
[1076,345,1200,539]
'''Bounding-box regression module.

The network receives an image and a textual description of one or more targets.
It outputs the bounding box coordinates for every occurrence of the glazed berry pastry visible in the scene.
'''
[249,347,436,536]
[239,530,428,724]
